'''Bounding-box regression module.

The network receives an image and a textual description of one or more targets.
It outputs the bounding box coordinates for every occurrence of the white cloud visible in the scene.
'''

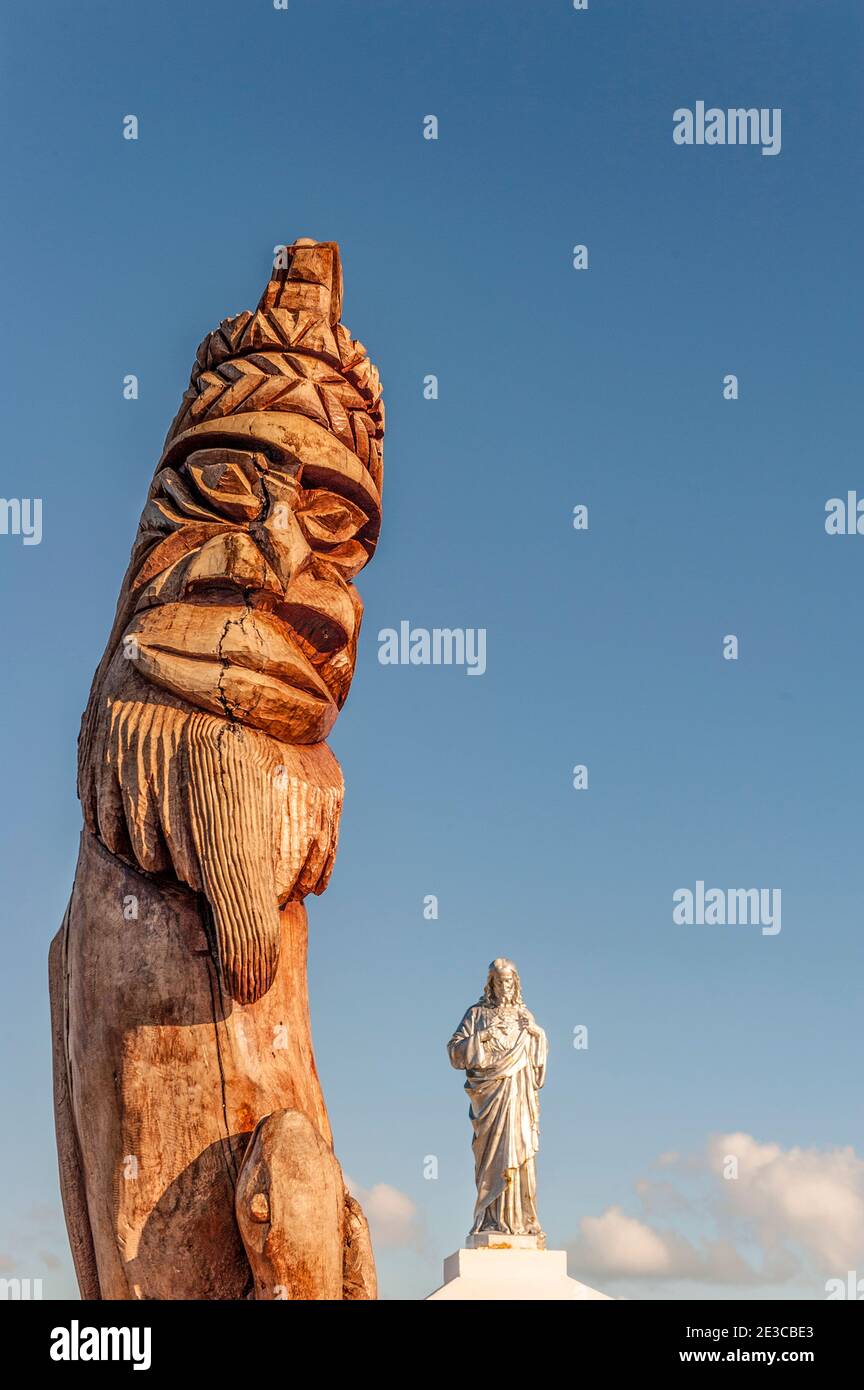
[707,1132,864,1271]
[576,1206,674,1275]
[345,1177,423,1251]
[571,1205,759,1284]
[568,1133,864,1288]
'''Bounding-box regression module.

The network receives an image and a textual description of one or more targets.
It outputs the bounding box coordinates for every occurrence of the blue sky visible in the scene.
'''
[0,0,862,1300]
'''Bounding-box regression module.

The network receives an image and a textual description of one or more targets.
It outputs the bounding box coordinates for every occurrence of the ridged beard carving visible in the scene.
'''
[79,676,343,1004]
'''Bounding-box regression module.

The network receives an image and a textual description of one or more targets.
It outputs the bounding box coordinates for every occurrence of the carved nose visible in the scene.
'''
[256,491,313,593]
[181,530,267,596]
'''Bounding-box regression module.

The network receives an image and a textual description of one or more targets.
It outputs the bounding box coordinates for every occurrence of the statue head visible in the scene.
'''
[483,958,522,1007]
[78,240,384,1003]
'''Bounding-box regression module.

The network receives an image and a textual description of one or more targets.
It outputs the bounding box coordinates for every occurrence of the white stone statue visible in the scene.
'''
[448,958,548,1243]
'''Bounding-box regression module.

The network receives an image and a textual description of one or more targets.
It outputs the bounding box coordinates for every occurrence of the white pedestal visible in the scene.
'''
[426,1248,611,1301]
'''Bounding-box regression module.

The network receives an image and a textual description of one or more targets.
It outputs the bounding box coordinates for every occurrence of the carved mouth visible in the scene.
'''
[124,602,341,743]
[180,576,354,684]
[144,631,331,704]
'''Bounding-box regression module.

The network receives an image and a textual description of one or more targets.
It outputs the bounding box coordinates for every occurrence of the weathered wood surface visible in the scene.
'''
[51,240,382,1299]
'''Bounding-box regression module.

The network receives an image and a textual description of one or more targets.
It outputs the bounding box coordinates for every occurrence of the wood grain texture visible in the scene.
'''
[53,240,384,1299]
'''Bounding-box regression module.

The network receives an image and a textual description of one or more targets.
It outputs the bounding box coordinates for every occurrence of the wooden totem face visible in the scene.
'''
[126,239,382,745]
[78,241,384,1002]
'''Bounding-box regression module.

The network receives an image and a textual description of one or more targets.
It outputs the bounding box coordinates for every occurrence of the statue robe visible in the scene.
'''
[448,1004,547,1236]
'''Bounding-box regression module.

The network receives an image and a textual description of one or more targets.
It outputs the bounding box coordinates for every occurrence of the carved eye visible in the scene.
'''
[185,450,265,523]
[297,489,368,545]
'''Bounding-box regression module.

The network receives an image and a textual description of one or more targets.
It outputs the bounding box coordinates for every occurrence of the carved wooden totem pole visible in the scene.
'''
[49,239,384,1300]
